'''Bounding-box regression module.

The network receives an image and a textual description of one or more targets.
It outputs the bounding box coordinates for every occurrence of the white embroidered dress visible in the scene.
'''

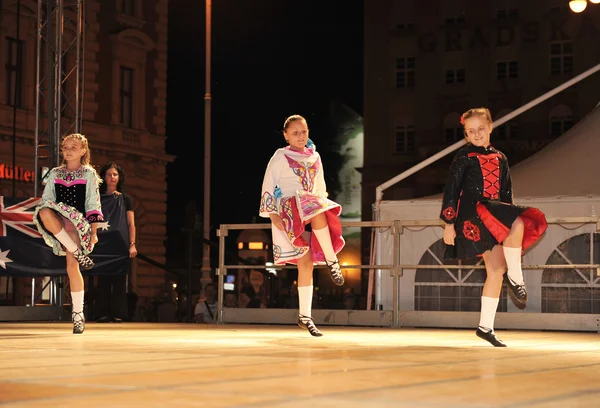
[259,146,345,265]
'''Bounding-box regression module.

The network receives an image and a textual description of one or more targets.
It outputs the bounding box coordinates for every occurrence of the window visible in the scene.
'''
[445,127,463,143]
[445,68,466,84]
[120,0,135,16]
[550,41,573,75]
[549,105,574,138]
[496,124,518,140]
[497,61,518,79]
[395,125,415,153]
[496,8,518,19]
[550,118,573,137]
[444,113,462,143]
[445,15,466,25]
[6,37,24,107]
[395,23,415,31]
[111,30,154,129]
[550,6,569,16]
[120,66,133,127]
[542,233,600,314]
[396,57,415,88]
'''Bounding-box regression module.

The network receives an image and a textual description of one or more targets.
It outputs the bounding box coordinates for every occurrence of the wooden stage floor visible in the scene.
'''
[0,323,599,407]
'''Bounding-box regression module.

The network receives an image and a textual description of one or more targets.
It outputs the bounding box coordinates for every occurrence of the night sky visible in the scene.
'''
[166,1,364,262]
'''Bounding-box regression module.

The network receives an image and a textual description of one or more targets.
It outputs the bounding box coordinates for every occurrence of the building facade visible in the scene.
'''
[363,0,600,244]
[0,0,171,305]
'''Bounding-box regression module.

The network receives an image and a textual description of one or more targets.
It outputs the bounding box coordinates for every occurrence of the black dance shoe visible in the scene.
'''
[325,259,345,286]
[72,249,94,270]
[298,314,323,337]
[504,274,527,309]
[72,311,85,334]
[476,327,506,347]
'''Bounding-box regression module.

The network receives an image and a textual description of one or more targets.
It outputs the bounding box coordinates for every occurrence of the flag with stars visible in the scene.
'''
[0,195,130,277]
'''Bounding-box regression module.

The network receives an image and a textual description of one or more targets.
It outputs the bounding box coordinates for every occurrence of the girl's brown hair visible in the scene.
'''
[283,114,307,132]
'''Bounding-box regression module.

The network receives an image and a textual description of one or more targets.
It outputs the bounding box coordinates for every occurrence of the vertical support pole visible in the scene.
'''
[216,225,227,324]
[30,278,35,306]
[392,221,401,327]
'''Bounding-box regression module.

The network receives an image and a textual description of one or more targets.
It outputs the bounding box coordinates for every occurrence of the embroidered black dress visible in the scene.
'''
[440,144,547,260]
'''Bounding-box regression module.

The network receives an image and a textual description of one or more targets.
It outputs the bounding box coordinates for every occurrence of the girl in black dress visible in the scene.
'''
[440,108,548,347]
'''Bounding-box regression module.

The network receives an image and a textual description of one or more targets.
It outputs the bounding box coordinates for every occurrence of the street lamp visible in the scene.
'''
[569,0,587,12]
[202,0,212,292]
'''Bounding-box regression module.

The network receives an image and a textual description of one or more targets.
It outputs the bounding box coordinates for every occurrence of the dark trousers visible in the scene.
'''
[95,274,128,320]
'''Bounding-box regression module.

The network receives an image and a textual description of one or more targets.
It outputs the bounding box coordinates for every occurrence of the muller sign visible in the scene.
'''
[0,164,35,183]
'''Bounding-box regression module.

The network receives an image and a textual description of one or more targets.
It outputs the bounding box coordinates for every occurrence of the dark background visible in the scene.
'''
[166,0,364,264]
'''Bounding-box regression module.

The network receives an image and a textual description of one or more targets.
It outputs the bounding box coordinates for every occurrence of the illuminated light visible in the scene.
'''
[172,283,177,289]
[590,0,599,4]
[265,262,277,275]
[569,0,587,12]
[248,242,263,250]
[237,242,243,249]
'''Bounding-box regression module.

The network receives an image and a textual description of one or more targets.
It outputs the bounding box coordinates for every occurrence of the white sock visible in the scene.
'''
[503,246,524,285]
[313,225,337,263]
[71,290,84,314]
[298,285,313,318]
[479,296,499,332]
[54,228,78,253]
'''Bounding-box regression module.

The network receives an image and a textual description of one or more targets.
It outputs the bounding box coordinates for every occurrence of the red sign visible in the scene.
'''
[0,164,34,183]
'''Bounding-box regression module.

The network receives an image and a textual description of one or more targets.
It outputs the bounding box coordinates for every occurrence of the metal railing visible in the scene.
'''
[215,217,600,327]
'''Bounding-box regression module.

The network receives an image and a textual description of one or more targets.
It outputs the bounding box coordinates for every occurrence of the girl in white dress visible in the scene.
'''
[260,115,345,336]
[34,133,105,334]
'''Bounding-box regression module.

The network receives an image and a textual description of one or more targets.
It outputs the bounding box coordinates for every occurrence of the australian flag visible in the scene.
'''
[0,195,130,277]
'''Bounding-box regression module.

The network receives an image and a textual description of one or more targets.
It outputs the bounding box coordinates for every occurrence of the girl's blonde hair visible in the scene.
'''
[460,107,493,126]
[61,133,91,166]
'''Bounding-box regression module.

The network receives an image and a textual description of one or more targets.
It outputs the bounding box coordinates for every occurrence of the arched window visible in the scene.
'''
[548,105,574,138]
[110,29,155,129]
[443,113,463,144]
[542,233,600,314]
[414,239,508,311]
[495,109,518,140]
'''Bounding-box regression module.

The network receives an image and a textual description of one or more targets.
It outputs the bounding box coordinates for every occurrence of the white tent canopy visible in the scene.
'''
[511,106,600,197]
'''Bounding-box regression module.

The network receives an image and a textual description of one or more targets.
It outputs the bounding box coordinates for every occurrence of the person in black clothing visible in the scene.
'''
[440,108,548,347]
[95,161,137,323]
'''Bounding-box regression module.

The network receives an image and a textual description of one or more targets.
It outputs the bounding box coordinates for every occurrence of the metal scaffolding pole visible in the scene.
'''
[33,0,85,310]
[34,0,85,197]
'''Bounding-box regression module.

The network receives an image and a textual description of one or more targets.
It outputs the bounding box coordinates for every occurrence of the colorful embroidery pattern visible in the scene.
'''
[296,190,328,219]
[260,191,277,213]
[54,167,85,183]
[462,221,481,242]
[279,197,295,243]
[272,244,282,262]
[284,154,320,192]
[442,206,456,221]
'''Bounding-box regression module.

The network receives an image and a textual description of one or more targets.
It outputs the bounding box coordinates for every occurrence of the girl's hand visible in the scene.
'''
[443,224,456,245]
[269,214,283,230]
